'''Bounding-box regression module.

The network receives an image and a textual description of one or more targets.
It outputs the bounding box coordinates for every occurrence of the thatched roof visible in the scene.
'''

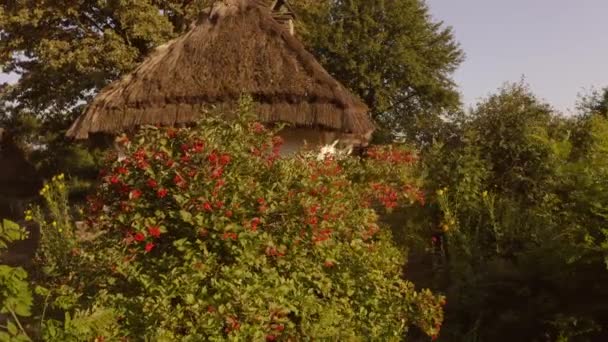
[67,0,374,139]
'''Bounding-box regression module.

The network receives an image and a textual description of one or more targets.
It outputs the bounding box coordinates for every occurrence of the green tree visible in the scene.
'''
[464,82,558,199]
[0,0,213,118]
[1,0,463,146]
[578,86,608,118]
[422,83,608,341]
[0,0,214,181]
[294,0,464,141]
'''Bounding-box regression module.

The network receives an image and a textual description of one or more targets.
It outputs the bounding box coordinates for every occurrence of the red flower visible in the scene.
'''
[222,232,238,240]
[203,202,213,212]
[274,324,285,332]
[147,179,158,188]
[225,316,240,333]
[193,141,205,153]
[257,198,267,212]
[272,136,284,146]
[117,167,128,175]
[220,154,231,166]
[136,160,149,170]
[307,216,318,226]
[215,179,226,188]
[167,128,177,138]
[109,175,120,184]
[250,217,261,231]
[145,242,155,252]
[153,152,166,161]
[266,335,276,342]
[133,148,146,160]
[211,168,223,179]
[174,174,186,187]
[308,204,320,215]
[416,190,426,206]
[252,122,265,133]
[134,232,145,242]
[130,189,142,200]
[225,210,233,218]
[208,152,219,164]
[157,188,168,198]
[148,226,161,238]
[265,246,278,257]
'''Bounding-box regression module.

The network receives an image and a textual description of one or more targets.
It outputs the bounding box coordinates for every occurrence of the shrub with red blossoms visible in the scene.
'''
[78,101,444,340]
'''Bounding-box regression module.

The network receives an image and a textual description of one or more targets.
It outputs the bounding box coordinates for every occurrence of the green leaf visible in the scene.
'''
[6,321,17,335]
[0,220,27,249]
[0,331,12,341]
[179,210,193,223]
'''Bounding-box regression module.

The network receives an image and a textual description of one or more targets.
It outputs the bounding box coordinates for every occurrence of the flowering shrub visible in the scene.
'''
[0,217,118,342]
[62,103,444,340]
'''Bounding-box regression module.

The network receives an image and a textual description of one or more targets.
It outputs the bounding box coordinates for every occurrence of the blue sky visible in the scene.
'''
[2,1,608,114]
[426,0,608,114]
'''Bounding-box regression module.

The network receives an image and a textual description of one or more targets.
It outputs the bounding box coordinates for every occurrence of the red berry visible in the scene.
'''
[323,260,335,268]
[220,154,231,165]
[157,188,168,198]
[148,226,161,238]
[134,232,145,242]
[130,189,142,199]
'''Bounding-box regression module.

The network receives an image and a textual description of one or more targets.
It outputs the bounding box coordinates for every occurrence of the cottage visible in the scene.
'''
[66,0,375,153]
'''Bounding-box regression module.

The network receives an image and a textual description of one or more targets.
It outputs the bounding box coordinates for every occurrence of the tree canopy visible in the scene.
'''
[1,0,463,141]
[294,0,464,140]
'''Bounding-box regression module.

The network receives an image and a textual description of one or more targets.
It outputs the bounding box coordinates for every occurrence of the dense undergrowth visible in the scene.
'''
[2,86,608,341]
[1,103,444,341]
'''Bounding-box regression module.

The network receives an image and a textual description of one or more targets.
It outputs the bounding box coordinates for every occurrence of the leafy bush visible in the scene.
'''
[0,180,121,341]
[0,219,32,341]
[422,85,608,341]
[23,103,444,340]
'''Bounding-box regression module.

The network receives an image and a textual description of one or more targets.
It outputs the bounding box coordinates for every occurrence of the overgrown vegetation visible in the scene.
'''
[1,105,444,340]
[423,83,608,341]
[2,1,608,341]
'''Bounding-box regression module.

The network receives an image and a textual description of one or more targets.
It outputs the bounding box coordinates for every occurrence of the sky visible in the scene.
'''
[2,0,608,114]
[426,0,608,114]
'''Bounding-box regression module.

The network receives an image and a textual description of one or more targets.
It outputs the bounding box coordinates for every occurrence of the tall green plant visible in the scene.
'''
[423,84,608,341]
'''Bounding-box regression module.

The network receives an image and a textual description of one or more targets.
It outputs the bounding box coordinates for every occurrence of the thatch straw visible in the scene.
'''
[67,0,374,139]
